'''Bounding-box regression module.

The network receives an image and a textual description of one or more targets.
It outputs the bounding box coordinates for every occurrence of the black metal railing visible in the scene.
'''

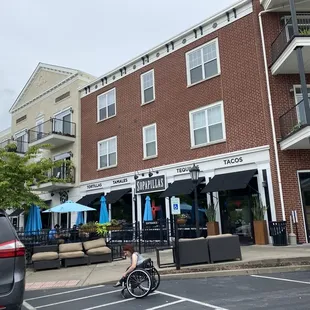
[18,219,208,265]
[279,97,310,139]
[0,138,28,154]
[271,14,310,64]
[28,118,76,144]
[46,163,76,184]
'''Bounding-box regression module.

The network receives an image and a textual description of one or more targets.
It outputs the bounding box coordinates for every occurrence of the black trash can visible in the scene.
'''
[269,221,288,246]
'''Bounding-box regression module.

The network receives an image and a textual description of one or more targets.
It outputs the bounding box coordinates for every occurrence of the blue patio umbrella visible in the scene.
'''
[25,205,42,235]
[99,196,109,224]
[43,200,96,213]
[143,196,153,222]
[76,212,84,225]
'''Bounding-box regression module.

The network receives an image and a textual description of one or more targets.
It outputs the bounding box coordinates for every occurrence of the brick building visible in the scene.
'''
[78,0,310,244]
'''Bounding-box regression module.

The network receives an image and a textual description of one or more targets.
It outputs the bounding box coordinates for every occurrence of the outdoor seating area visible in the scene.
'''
[31,238,112,271]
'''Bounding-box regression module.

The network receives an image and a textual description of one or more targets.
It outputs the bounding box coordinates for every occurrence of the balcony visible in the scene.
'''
[28,118,76,149]
[270,15,310,75]
[0,138,28,154]
[261,0,310,11]
[31,163,76,192]
[279,97,310,150]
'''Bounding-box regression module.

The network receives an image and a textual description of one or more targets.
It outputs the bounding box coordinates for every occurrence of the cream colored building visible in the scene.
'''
[0,127,12,146]
[9,63,96,229]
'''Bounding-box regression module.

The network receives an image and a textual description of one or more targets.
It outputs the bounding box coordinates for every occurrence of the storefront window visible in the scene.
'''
[141,192,166,222]
[111,194,132,224]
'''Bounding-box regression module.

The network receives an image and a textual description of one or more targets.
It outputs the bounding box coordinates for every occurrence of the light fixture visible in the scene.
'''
[134,173,139,180]
[189,163,200,183]
[148,169,153,177]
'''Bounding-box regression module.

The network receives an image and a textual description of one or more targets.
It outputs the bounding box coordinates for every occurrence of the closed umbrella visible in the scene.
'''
[99,196,109,224]
[76,212,84,225]
[25,205,42,235]
[143,196,153,222]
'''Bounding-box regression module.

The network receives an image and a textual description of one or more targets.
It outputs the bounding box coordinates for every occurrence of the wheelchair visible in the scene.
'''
[121,258,160,299]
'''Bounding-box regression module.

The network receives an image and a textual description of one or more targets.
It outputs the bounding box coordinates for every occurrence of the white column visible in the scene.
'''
[265,167,277,221]
[165,197,170,221]
[108,204,112,221]
[132,187,136,224]
[257,169,272,244]
[137,194,142,230]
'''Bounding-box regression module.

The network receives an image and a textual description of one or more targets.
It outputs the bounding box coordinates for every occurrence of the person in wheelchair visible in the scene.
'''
[114,244,145,287]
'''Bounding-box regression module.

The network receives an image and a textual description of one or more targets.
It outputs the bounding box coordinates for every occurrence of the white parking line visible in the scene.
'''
[145,299,185,310]
[25,285,105,301]
[251,275,310,285]
[35,289,122,309]
[23,301,36,310]
[157,291,229,310]
[81,292,159,310]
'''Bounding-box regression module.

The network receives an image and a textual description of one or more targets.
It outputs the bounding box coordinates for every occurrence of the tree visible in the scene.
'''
[0,143,74,210]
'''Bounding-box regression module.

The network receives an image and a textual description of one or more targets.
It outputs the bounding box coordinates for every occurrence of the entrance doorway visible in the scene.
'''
[298,172,310,242]
[219,176,259,244]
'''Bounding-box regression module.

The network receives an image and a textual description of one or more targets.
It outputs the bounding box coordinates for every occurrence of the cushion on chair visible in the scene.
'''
[59,243,83,253]
[32,252,59,262]
[179,237,205,242]
[83,238,106,251]
[59,251,85,259]
[206,234,232,240]
[87,246,111,256]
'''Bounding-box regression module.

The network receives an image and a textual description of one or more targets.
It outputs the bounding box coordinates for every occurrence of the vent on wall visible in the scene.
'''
[16,115,27,124]
[55,91,70,103]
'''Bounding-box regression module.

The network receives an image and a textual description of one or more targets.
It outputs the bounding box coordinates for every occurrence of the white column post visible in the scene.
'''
[137,194,142,231]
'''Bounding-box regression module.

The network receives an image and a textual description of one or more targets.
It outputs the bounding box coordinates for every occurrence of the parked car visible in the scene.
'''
[0,209,25,310]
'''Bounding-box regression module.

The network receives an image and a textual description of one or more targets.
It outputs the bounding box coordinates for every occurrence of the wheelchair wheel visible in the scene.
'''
[126,269,152,299]
[150,268,160,292]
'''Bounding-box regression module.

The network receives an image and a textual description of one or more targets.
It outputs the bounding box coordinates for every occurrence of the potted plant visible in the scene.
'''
[252,197,268,245]
[176,213,189,225]
[205,203,219,236]
[96,223,109,237]
[106,219,123,231]
[80,222,97,233]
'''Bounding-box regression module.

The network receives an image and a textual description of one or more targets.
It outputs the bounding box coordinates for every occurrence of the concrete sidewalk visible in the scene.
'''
[25,244,310,290]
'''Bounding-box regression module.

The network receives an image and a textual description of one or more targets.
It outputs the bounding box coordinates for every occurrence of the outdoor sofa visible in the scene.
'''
[59,242,89,267]
[82,238,112,264]
[32,245,60,271]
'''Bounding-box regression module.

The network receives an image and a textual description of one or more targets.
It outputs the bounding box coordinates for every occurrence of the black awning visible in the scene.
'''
[76,193,104,206]
[105,188,131,204]
[201,169,257,193]
[159,177,205,198]
[8,209,24,217]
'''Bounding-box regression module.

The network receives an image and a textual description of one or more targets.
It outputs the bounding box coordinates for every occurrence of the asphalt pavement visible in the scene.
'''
[22,271,310,310]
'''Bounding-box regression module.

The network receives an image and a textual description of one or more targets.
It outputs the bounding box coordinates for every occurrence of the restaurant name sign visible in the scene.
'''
[135,175,166,194]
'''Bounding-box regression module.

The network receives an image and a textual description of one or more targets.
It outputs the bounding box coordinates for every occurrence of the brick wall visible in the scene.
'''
[81,5,270,182]
[261,4,310,242]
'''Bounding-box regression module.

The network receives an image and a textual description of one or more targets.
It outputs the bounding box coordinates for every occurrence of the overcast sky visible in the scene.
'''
[0,0,236,132]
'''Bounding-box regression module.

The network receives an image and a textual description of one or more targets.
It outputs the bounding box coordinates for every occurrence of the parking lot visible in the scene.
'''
[22,271,310,310]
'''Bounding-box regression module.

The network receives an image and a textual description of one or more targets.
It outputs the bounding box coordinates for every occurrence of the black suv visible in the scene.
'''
[0,209,25,310]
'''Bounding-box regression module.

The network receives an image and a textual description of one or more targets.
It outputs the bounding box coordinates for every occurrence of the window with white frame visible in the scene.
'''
[190,102,225,147]
[186,39,220,86]
[141,70,155,104]
[97,88,116,121]
[98,136,117,169]
[15,130,28,153]
[143,124,157,158]
[294,86,310,124]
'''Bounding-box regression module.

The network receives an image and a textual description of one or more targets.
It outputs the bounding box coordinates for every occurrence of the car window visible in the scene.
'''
[0,215,15,243]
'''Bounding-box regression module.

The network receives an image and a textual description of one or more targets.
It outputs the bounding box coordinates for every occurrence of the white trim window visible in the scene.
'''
[98,136,117,169]
[97,88,116,121]
[186,38,220,86]
[15,130,28,153]
[35,118,44,140]
[189,101,225,147]
[293,85,310,125]
[143,123,157,159]
[54,109,72,135]
[141,70,155,104]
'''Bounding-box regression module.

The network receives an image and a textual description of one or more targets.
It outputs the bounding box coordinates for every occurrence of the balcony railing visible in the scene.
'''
[279,97,310,139]
[271,15,310,64]
[28,118,76,144]
[47,163,76,184]
[0,138,28,154]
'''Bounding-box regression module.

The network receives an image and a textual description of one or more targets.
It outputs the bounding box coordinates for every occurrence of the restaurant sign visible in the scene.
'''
[135,175,166,194]
[86,182,103,191]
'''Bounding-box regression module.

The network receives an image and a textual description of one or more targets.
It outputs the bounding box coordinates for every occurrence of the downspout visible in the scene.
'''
[258,8,286,220]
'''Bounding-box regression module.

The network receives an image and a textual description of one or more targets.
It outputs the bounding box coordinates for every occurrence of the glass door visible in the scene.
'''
[298,172,310,242]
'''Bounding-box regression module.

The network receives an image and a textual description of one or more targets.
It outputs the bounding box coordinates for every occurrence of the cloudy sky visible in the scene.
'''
[0,0,236,132]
